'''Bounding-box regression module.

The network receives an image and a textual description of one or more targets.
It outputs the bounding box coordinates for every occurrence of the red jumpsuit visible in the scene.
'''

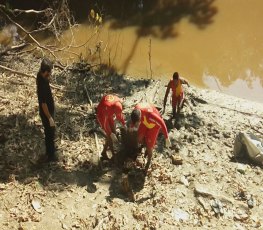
[97,95,125,136]
[135,103,168,149]
[168,79,184,109]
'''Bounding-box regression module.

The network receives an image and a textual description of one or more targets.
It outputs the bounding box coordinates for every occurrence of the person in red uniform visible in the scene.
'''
[130,103,171,173]
[163,72,190,117]
[97,94,125,160]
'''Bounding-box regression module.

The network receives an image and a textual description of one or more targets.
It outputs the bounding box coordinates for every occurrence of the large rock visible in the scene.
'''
[233,132,263,165]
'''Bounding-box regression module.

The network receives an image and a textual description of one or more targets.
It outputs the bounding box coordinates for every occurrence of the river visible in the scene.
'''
[42,0,263,102]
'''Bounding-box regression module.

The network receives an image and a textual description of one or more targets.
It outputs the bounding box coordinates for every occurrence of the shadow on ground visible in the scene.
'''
[54,63,151,106]
[0,103,147,202]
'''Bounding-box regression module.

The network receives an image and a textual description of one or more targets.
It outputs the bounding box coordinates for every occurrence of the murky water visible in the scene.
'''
[46,0,263,102]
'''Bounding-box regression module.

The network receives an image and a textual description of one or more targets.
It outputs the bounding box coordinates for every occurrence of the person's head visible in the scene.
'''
[173,72,179,82]
[40,58,53,78]
[130,109,141,128]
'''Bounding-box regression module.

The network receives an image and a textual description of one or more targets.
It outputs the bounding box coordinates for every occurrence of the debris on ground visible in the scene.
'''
[0,53,263,229]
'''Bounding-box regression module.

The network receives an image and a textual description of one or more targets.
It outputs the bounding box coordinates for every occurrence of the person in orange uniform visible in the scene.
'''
[130,103,171,173]
[163,72,190,117]
[97,94,125,160]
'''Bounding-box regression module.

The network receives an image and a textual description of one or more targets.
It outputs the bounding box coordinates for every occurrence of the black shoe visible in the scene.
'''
[47,154,59,162]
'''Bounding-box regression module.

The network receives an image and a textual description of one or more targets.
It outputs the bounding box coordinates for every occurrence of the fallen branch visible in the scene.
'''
[0,64,66,91]
[0,4,52,14]
[83,77,93,106]
[13,46,37,55]
[0,43,28,56]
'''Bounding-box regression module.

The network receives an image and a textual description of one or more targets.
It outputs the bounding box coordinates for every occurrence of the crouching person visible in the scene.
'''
[130,103,171,173]
[96,95,125,160]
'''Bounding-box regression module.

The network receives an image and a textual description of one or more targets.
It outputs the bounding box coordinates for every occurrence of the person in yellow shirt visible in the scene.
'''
[163,72,190,118]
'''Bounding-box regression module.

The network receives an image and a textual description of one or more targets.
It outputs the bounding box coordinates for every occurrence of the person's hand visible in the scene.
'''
[165,138,171,148]
[49,117,55,127]
[110,133,118,142]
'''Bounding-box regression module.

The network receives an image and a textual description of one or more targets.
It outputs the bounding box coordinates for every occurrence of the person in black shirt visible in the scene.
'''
[36,58,57,162]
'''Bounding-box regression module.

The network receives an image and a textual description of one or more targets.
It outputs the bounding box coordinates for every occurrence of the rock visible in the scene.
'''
[171,155,183,165]
[236,163,247,174]
[212,133,220,139]
[171,208,189,221]
[86,182,97,193]
[247,195,255,208]
[234,211,249,222]
[194,184,235,205]
[0,183,6,190]
[213,128,220,134]
[188,135,194,143]
[233,132,263,165]
[180,176,189,187]
[31,199,42,213]
[234,223,246,230]
[132,208,146,221]
[62,223,69,230]
[223,131,231,138]
[210,199,224,216]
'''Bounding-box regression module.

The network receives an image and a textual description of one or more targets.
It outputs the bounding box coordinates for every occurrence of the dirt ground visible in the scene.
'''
[1,54,263,230]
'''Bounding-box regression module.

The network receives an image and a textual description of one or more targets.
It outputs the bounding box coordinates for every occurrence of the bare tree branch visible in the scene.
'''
[0,4,52,14]
[1,9,57,59]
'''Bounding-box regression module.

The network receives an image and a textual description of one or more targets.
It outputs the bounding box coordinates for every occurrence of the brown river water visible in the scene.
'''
[41,0,262,102]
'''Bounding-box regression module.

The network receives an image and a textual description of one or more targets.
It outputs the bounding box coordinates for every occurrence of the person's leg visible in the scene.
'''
[100,135,110,160]
[108,136,115,155]
[177,92,185,115]
[144,127,160,172]
[46,126,56,161]
[144,146,152,173]
[97,108,110,159]
[172,96,178,118]
[41,115,56,161]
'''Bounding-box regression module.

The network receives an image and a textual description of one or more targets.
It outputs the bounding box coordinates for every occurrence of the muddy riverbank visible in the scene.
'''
[0,54,263,229]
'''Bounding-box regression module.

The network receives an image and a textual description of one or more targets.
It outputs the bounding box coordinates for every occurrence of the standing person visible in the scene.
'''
[163,72,190,117]
[97,94,125,160]
[130,103,171,173]
[36,58,57,162]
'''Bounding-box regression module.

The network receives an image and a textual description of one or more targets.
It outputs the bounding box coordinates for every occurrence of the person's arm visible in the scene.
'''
[152,114,171,147]
[149,113,168,139]
[42,103,55,127]
[107,115,118,142]
[181,78,190,86]
[163,81,171,113]
[116,112,125,127]
[41,103,52,119]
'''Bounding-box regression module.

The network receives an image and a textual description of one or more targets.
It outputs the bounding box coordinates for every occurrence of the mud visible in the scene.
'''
[0,53,263,229]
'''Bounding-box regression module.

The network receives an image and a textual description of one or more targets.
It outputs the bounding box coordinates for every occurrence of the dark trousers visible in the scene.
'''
[40,114,55,157]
